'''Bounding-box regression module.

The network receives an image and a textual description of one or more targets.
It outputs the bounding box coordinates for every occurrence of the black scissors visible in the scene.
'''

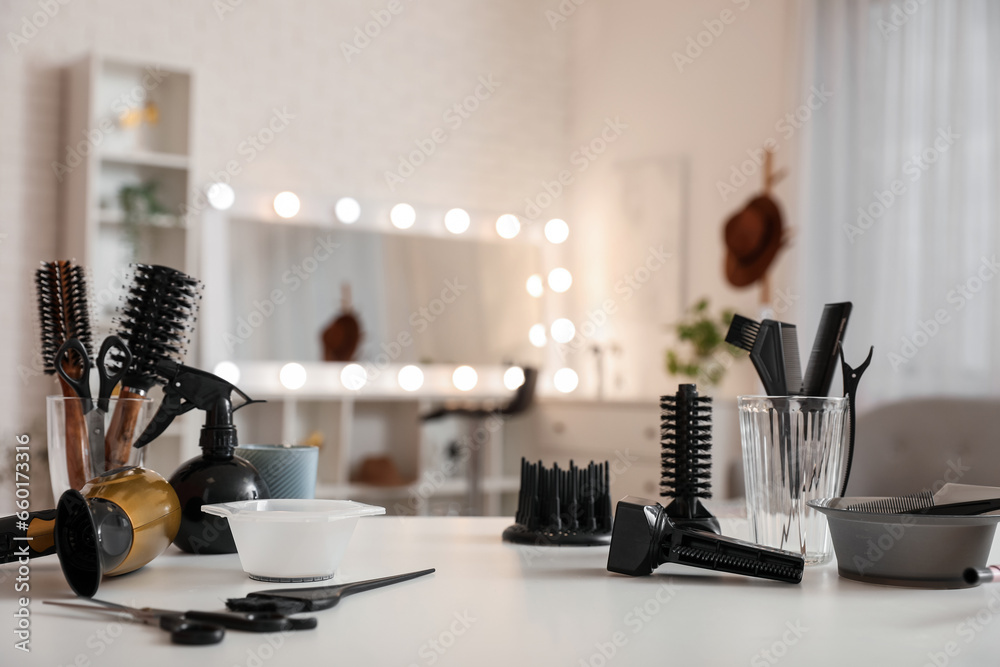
[44,598,317,646]
[55,336,132,455]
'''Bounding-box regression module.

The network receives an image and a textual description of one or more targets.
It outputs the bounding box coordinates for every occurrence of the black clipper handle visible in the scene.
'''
[0,509,58,563]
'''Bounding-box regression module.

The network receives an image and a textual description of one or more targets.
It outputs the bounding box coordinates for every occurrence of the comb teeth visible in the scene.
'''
[671,545,802,581]
[115,264,202,389]
[509,458,612,537]
[777,323,802,395]
[725,314,761,352]
[845,491,935,514]
[660,384,713,499]
[35,261,94,374]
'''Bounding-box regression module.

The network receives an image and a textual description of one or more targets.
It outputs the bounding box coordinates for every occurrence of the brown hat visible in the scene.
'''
[723,195,785,287]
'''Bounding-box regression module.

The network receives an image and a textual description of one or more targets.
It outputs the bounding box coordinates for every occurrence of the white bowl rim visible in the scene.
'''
[202,499,385,522]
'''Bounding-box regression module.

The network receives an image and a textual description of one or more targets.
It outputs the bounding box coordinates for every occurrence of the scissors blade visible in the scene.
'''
[43,601,156,626]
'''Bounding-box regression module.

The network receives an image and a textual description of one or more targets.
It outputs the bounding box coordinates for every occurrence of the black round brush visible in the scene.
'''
[105,264,202,467]
[660,383,720,534]
[35,261,94,489]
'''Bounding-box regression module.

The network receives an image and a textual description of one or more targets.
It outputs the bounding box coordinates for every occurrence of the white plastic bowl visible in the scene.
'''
[202,499,385,582]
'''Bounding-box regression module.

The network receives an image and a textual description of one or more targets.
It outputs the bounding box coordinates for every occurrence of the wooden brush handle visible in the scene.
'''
[105,387,145,469]
[57,375,90,490]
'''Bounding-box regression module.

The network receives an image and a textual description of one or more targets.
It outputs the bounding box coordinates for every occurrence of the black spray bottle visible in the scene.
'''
[133,360,270,554]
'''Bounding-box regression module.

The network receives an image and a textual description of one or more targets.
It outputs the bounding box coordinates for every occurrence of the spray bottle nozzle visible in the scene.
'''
[133,360,264,449]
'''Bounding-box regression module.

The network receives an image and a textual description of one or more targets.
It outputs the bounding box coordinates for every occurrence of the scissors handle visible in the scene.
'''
[182,610,299,633]
[159,616,225,645]
[55,339,93,406]
[97,335,132,413]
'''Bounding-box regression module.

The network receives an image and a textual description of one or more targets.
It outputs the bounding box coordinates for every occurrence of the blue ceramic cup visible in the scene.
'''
[234,444,319,499]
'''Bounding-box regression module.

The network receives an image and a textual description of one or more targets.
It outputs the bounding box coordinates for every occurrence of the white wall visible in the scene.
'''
[558,0,801,400]
[0,0,570,508]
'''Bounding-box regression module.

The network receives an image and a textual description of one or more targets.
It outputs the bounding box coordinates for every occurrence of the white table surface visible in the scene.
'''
[3,516,1000,666]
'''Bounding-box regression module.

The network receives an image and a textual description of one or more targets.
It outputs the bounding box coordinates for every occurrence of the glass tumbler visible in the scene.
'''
[738,395,848,565]
[47,395,151,499]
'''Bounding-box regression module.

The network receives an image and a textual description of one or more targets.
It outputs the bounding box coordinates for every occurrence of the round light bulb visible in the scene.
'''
[452,365,478,391]
[273,191,301,219]
[390,203,416,229]
[279,362,307,390]
[207,183,235,211]
[547,268,573,293]
[495,214,520,239]
[553,368,579,393]
[529,323,547,348]
[550,318,576,344]
[526,274,544,298]
[212,361,240,385]
[335,197,361,224]
[340,363,368,390]
[397,365,424,392]
[544,218,569,244]
[504,366,526,391]
[444,208,471,234]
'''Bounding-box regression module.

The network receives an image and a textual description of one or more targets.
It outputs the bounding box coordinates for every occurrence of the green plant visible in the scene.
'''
[118,181,168,258]
[665,298,742,386]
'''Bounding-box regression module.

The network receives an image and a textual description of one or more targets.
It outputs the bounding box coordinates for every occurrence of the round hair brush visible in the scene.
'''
[660,383,720,534]
[35,261,94,489]
[104,264,202,467]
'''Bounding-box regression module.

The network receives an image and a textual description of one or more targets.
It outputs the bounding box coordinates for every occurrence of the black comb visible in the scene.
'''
[115,264,202,390]
[773,321,802,395]
[660,384,719,534]
[34,260,93,373]
[608,497,804,584]
[845,492,935,514]
[502,459,613,545]
[802,302,852,396]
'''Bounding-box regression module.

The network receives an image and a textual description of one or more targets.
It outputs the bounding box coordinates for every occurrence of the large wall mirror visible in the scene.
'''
[221,219,543,367]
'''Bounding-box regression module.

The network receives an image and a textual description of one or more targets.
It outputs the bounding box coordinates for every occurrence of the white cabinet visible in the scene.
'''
[229,362,522,515]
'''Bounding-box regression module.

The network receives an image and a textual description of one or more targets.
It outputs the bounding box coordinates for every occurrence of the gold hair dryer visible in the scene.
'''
[0,467,180,597]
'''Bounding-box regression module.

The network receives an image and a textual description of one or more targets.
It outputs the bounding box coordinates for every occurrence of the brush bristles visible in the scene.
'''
[725,314,760,352]
[660,384,713,499]
[513,458,612,534]
[115,264,202,388]
[35,261,93,374]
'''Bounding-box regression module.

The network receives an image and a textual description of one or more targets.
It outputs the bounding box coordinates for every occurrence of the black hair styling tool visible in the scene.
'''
[35,260,94,490]
[660,384,719,534]
[802,302,852,396]
[105,264,202,469]
[726,315,797,395]
[502,459,612,545]
[227,569,436,614]
[837,345,873,497]
[607,497,803,583]
[846,491,934,513]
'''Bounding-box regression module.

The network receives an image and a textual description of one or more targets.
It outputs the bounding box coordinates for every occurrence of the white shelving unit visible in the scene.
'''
[60,53,198,476]
[229,361,523,515]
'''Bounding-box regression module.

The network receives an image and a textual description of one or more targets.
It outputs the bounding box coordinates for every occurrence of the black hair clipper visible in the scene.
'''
[607,497,804,584]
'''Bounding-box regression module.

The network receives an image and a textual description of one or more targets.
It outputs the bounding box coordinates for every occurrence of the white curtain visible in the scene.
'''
[798,0,1000,404]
